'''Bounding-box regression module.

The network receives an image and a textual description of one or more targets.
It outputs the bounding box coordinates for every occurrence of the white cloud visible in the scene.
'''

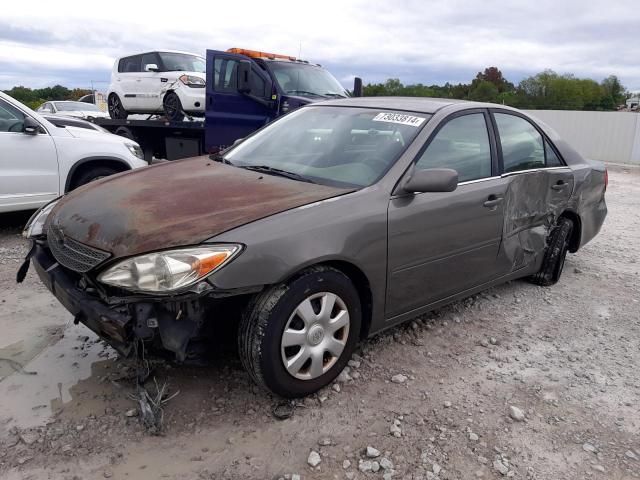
[1,0,639,90]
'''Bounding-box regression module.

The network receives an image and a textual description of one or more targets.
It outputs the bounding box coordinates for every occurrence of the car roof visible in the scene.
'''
[315,96,517,115]
[118,50,203,59]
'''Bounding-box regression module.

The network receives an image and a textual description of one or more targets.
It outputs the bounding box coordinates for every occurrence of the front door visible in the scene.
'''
[0,99,59,212]
[205,50,274,152]
[386,111,509,318]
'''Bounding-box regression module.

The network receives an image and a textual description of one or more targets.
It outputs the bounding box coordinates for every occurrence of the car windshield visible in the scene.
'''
[54,102,101,112]
[270,62,349,99]
[159,52,205,73]
[224,106,430,188]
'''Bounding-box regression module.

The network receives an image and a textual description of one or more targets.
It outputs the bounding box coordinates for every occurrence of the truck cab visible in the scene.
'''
[205,48,350,152]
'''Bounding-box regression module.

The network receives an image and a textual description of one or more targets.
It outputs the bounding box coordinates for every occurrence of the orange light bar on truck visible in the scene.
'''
[227,48,296,61]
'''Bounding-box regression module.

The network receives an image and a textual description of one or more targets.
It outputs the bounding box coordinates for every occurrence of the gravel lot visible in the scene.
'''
[0,165,638,480]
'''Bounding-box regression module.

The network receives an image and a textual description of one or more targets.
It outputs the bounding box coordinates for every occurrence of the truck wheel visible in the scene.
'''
[163,92,185,122]
[529,217,574,286]
[70,166,118,190]
[108,94,128,120]
[238,266,361,398]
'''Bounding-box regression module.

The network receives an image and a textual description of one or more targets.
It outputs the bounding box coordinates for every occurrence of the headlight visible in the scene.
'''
[179,75,205,87]
[23,198,60,238]
[97,245,242,293]
[125,142,144,160]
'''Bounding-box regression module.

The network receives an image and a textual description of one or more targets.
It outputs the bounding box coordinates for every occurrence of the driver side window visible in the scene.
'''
[415,113,492,183]
[0,99,25,133]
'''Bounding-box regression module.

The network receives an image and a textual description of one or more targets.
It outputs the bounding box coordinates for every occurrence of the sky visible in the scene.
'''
[1,0,639,93]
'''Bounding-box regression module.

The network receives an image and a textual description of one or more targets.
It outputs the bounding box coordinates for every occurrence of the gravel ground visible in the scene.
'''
[0,165,638,480]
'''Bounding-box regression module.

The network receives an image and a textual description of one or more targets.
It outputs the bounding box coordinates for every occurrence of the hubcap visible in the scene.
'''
[281,292,350,380]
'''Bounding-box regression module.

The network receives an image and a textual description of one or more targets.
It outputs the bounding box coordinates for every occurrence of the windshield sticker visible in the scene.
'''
[372,112,426,127]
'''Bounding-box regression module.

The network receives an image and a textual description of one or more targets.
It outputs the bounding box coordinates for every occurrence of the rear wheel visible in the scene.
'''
[163,92,185,122]
[238,267,361,398]
[108,94,128,119]
[529,217,574,286]
[70,166,119,190]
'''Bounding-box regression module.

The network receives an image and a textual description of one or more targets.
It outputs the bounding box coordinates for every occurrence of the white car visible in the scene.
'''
[36,101,110,119]
[0,91,148,213]
[107,50,206,122]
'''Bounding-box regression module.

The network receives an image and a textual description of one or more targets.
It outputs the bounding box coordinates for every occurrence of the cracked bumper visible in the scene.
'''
[31,243,133,356]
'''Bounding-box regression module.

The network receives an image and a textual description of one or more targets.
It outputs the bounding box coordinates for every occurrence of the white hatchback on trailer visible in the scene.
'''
[106,50,206,122]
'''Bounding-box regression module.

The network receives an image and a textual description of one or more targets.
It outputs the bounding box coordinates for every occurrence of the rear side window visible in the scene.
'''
[545,140,564,167]
[494,113,545,173]
[415,113,492,183]
[118,56,141,73]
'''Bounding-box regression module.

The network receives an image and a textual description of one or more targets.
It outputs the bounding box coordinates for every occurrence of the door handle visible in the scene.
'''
[483,195,503,208]
[551,181,568,191]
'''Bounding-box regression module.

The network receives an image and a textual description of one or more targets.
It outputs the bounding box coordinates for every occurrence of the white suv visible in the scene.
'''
[107,50,206,122]
[0,91,148,213]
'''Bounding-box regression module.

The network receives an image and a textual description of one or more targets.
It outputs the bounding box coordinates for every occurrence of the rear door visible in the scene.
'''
[491,110,574,270]
[0,98,59,212]
[116,55,142,110]
[205,50,274,152]
[386,110,510,318]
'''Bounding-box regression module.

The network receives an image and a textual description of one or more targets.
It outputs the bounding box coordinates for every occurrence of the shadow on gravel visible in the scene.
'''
[0,210,35,232]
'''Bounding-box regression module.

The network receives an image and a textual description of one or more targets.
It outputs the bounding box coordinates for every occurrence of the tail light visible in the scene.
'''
[604,169,608,193]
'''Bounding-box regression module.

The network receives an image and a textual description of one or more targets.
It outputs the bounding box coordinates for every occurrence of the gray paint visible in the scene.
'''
[208,99,607,336]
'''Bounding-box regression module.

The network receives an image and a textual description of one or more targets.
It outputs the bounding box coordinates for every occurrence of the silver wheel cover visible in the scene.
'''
[280,292,350,380]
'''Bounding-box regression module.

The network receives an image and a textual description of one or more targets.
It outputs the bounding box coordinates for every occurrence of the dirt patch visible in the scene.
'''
[0,165,639,479]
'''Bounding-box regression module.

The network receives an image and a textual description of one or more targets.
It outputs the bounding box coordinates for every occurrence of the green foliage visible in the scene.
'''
[363,67,627,111]
[2,84,78,109]
[468,80,499,102]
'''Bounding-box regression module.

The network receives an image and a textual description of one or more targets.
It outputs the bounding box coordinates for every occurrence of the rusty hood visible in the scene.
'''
[48,157,353,258]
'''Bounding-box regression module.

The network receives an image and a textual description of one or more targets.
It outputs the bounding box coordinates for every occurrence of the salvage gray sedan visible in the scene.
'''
[21,97,607,398]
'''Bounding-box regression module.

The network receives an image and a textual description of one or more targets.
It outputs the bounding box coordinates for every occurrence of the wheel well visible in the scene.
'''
[315,260,373,340]
[559,210,581,252]
[66,158,130,192]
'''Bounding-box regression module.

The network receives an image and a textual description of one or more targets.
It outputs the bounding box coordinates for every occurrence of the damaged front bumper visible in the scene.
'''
[26,242,252,362]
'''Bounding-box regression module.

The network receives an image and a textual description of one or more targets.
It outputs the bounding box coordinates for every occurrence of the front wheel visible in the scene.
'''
[238,267,361,398]
[529,217,574,286]
[70,166,118,190]
[163,92,185,122]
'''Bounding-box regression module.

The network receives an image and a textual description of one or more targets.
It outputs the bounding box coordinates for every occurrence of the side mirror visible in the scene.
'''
[353,77,363,97]
[145,63,159,72]
[237,60,251,94]
[232,137,244,146]
[401,168,458,193]
[23,117,41,135]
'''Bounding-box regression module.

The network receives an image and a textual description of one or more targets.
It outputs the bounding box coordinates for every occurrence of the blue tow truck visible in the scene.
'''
[94,48,363,161]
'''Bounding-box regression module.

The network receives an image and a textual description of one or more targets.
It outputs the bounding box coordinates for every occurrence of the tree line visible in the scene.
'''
[363,67,628,111]
[3,85,92,110]
[3,67,629,112]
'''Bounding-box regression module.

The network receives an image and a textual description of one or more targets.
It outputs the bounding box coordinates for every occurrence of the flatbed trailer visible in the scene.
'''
[92,117,205,162]
[94,48,362,162]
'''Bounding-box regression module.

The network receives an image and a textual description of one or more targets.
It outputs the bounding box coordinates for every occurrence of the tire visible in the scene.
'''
[70,166,119,190]
[529,217,574,286]
[108,94,128,120]
[238,266,362,398]
[163,92,185,122]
